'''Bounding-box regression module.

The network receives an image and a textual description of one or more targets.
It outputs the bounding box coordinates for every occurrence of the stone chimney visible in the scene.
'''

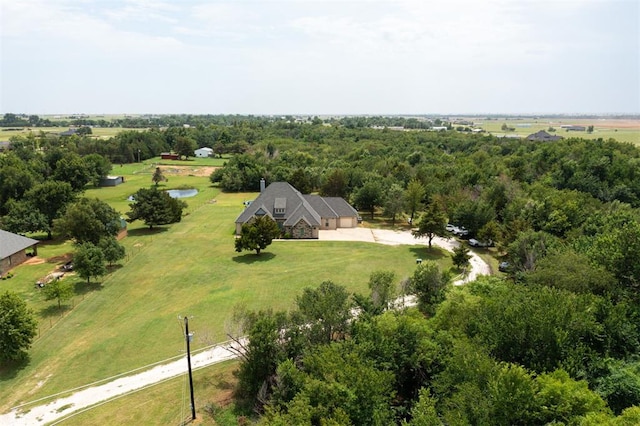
[260,178,266,192]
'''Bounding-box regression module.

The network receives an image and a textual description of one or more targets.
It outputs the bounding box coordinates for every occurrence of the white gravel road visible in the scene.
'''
[1,229,489,425]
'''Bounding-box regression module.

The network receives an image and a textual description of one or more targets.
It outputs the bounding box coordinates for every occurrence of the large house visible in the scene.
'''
[0,229,39,276]
[526,130,563,142]
[235,181,360,239]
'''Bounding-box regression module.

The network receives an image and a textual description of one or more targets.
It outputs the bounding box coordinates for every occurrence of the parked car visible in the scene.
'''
[446,223,456,232]
[61,261,74,271]
[455,227,469,237]
[468,238,488,247]
[498,261,510,272]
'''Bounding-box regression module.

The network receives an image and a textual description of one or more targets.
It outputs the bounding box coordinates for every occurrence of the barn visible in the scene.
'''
[161,153,180,160]
[194,147,214,158]
[0,230,39,276]
[100,175,125,187]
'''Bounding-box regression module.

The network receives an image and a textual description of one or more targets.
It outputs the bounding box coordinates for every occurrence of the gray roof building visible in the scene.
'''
[0,229,39,275]
[235,182,359,239]
[526,130,563,142]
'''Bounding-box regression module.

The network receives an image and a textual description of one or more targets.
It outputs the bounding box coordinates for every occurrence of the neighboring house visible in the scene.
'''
[561,125,586,131]
[194,147,213,158]
[99,175,125,187]
[0,229,39,276]
[235,181,360,239]
[59,128,78,136]
[161,152,180,160]
[526,130,563,142]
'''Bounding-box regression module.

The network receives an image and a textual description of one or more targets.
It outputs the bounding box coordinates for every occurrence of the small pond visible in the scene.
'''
[166,188,198,199]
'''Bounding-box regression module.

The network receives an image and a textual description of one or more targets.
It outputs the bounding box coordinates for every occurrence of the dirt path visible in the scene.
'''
[1,229,490,425]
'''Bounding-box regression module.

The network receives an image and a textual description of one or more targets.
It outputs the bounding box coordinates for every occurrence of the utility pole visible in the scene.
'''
[184,316,196,421]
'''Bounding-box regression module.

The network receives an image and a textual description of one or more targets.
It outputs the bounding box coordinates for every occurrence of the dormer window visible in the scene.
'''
[274,198,286,215]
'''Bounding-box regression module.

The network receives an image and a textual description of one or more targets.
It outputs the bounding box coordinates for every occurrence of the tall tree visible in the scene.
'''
[353,180,383,219]
[412,201,448,248]
[235,215,280,255]
[43,279,74,310]
[25,181,75,239]
[0,291,38,363]
[54,198,120,244]
[83,153,112,186]
[73,243,106,284]
[321,168,348,198]
[53,153,91,192]
[383,183,405,226]
[404,179,426,223]
[296,281,351,345]
[152,167,167,186]
[368,270,396,311]
[451,244,472,270]
[174,136,197,159]
[126,187,186,229]
[410,261,449,316]
[98,237,126,266]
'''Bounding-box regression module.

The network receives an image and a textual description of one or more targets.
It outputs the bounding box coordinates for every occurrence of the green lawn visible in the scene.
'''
[0,173,451,413]
[0,127,142,140]
[59,360,240,425]
[478,119,640,145]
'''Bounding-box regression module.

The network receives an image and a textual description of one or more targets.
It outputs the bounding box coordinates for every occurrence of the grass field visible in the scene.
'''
[476,118,640,145]
[0,164,452,416]
[56,360,240,425]
[0,126,142,140]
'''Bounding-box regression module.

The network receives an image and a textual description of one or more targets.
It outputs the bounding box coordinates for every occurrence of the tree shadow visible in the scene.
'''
[126,227,169,237]
[409,247,448,261]
[232,252,276,264]
[39,304,71,318]
[106,264,123,273]
[73,280,104,296]
[0,357,31,382]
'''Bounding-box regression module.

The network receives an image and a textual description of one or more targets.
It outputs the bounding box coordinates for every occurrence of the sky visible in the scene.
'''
[1,0,639,115]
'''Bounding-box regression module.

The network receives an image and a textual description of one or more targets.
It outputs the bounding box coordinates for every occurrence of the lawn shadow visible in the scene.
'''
[126,227,169,237]
[106,264,124,273]
[409,246,449,261]
[232,252,276,264]
[74,280,104,296]
[0,357,31,382]
[39,304,71,319]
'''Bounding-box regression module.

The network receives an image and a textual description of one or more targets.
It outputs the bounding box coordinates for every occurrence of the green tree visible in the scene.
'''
[321,168,349,198]
[54,197,120,244]
[296,281,351,345]
[98,237,125,266]
[126,187,186,229]
[383,183,405,226]
[368,270,396,311]
[404,179,426,223]
[151,167,167,186]
[1,199,48,235]
[412,201,447,248]
[43,279,74,310]
[53,153,91,192]
[174,136,197,159]
[25,181,75,239]
[410,261,448,316]
[74,243,106,284]
[0,291,38,363]
[451,244,471,271]
[235,215,280,255]
[353,179,383,219]
[83,153,112,186]
[408,388,442,426]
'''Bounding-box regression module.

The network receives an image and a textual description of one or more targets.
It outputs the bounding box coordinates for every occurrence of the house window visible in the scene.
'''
[325,221,329,227]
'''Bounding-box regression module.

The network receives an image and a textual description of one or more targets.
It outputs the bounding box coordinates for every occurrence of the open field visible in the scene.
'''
[0,165,452,414]
[475,117,640,145]
[0,126,143,140]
